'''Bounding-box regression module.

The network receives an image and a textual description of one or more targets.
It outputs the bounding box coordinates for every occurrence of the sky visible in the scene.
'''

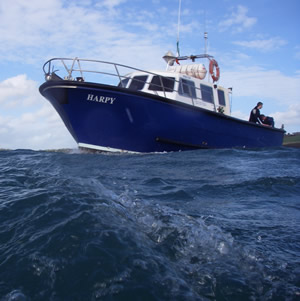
[0,0,299,150]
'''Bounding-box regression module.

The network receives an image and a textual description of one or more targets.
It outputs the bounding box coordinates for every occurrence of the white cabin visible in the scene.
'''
[118,69,231,116]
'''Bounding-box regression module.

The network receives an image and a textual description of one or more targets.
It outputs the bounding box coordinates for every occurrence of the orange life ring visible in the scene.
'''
[209,59,220,82]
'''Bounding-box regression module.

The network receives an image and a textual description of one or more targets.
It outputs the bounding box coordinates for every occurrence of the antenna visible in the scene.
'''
[204,32,208,55]
[203,9,208,54]
[176,0,181,57]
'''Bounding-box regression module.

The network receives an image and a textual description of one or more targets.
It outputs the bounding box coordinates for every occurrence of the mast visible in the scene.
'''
[204,32,208,55]
[176,0,181,57]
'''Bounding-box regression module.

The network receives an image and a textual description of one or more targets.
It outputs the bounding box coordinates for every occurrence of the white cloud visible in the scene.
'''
[271,103,300,132]
[0,0,202,70]
[231,110,249,121]
[219,5,257,33]
[221,67,300,105]
[0,0,175,69]
[0,104,76,150]
[96,0,127,9]
[0,75,76,150]
[233,37,287,52]
[0,75,40,107]
[220,67,300,132]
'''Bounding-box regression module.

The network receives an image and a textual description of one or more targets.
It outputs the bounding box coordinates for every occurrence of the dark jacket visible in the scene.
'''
[249,106,262,124]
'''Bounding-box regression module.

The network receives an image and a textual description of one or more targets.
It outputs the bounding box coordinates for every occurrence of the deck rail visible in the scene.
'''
[43,57,162,83]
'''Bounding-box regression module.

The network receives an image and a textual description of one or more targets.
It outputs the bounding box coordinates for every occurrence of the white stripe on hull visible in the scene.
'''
[78,142,139,154]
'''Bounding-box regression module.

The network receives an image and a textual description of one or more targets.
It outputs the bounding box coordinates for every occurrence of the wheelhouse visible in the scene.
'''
[118,71,231,115]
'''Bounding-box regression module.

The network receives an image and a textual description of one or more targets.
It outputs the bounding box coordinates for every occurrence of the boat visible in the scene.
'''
[39,51,285,153]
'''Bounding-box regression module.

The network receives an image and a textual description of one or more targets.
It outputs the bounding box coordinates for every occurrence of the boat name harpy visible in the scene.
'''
[87,94,116,104]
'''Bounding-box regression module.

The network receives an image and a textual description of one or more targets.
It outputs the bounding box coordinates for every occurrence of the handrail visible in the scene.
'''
[43,57,163,80]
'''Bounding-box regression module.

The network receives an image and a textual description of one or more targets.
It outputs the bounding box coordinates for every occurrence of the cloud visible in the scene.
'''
[219,5,257,33]
[233,37,287,52]
[0,1,153,65]
[220,67,300,132]
[221,67,300,105]
[96,0,127,9]
[271,103,300,132]
[0,75,40,107]
[0,103,76,150]
[0,74,76,150]
[0,0,202,70]
[231,110,249,122]
[0,0,178,69]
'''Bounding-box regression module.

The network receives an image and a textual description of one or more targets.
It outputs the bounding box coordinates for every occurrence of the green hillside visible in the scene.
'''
[283,134,300,148]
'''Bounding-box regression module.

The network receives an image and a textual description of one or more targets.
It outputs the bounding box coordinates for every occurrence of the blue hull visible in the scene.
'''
[40,81,284,152]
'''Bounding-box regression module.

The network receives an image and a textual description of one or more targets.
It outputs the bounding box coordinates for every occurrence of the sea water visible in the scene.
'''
[0,148,299,301]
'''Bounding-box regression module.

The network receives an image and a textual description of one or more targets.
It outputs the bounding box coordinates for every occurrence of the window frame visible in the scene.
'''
[178,78,197,98]
[128,75,148,91]
[200,84,214,104]
[217,89,226,106]
[148,76,175,92]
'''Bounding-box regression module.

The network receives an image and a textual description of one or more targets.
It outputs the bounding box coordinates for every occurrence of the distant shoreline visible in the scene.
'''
[283,134,300,148]
[283,143,300,148]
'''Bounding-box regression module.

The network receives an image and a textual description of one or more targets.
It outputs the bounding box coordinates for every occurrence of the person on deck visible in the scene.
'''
[249,102,263,124]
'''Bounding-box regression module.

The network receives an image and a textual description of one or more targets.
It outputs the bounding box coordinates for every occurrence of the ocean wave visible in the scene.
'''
[100,184,298,300]
[0,149,299,300]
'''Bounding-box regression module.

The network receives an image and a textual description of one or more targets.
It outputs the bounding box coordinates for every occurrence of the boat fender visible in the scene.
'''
[209,59,220,82]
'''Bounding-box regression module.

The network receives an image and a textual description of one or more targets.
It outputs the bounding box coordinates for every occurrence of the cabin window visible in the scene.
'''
[129,75,148,91]
[148,76,175,92]
[179,78,196,98]
[217,89,226,106]
[200,84,214,103]
[118,77,130,88]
